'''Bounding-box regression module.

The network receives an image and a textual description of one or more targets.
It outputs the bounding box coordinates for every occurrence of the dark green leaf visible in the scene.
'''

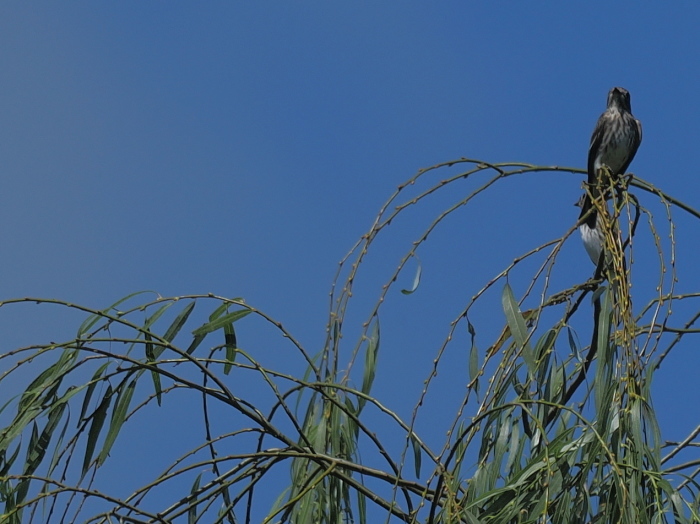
[82,385,113,478]
[19,349,75,414]
[357,489,367,524]
[162,300,196,344]
[145,332,163,406]
[411,433,421,478]
[79,363,110,422]
[48,407,72,476]
[98,379,137,466]
[144,302,175,331]
[192,309,251,337]
[77,291,151,337]
[26,403,66,475]
[188,472,203,524]
[0,444,21,477]
[185,334,206,356]
[223,323,237,375]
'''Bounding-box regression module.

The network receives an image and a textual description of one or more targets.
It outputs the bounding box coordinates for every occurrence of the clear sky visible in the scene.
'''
[1,3,700,521]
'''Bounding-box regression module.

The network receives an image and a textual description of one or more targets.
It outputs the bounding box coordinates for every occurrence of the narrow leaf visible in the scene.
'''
[162,300,196,344]
[77,291,151,337]
[469,341,479,383]
[188,472,203,524]
[192,309,251,337]
[411,434,422,478]
[223,323,237,375]
[82,385,113,478]
[145,332,162,406]
[400,256,422,295]
[144,302,175,332]
[185,334,206,356]
[501,283,534,372]
[0,443,21,476]
[26,403,66,475]
[48,407,72,476]
[98,379,137,466]
[358,318,380,413]
[79,363,110,422]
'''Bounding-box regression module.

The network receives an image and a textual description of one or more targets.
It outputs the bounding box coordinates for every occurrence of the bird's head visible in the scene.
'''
[607,86,632,112]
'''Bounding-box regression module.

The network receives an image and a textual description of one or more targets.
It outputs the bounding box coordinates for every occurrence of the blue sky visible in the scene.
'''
[1,3,700,521]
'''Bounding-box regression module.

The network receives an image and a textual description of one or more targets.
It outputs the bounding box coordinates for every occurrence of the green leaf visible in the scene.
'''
[47,407,72,476]
[98,379,137,466]
[501,283,534,373]
[26,403,65,475]
[79,363,110,422]
[357,489,367,524]
[400,255,422,295]
[15,400,67,505]
[82,385,113,478]
[463,510,482,524]
[566,326,583,364]
[188,472,203,524]
[19,349,76,414]
[358,318,380,413]
[192,309,251,337]
[534,329,555,386]
[15,422,39,504]
[77,291,152,337]
[493,413,511,471]
[411,433,421,478]
[143,301,176,332]
[185,334,206,356]
[595,287,613,365]
[223,322,237,375]
[145,332,162,406]
[504,418,521,474]
[545,360,565,405]
[0,401,45,454]
[208,301,232,321]
[162,300,196,344]
[0,444,21,477]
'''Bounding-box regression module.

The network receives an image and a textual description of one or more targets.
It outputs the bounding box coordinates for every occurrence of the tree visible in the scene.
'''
[1,158,698,523]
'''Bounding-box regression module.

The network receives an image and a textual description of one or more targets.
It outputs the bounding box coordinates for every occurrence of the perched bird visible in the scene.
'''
[579,87,642,265]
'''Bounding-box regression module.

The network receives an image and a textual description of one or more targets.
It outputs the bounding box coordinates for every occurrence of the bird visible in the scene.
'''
[579,87,642,265]
[577,194,606,266]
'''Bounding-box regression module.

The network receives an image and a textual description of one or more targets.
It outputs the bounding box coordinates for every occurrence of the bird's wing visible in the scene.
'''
[587,112,608,185]
[617,116,642,177]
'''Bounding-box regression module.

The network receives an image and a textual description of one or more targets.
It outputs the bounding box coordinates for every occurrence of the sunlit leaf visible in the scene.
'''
[501,283,535,373]
[400,255,422,295]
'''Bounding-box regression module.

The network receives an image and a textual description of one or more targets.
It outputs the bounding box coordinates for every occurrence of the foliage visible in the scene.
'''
[1,159,699,523]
